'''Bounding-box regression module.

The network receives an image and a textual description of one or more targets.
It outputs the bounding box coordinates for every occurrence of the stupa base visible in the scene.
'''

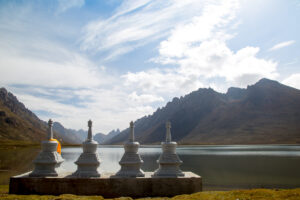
[9,171,202,198]
[72,170,101,178]
[113,170,145,177]
[153,169,185,177]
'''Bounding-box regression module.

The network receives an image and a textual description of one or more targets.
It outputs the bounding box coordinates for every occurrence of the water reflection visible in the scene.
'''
[0,147,39,184]
[61,146,161,173]
[1,145,300,190]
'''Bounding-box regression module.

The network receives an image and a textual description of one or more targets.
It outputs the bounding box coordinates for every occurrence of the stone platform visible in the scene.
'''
[9,171,202,198]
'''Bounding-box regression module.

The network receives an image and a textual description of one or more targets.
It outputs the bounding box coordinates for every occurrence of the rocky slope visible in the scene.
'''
[94,129,120,144]
[52,122,87,144]
[106,78,300,144]
[0,88,76,144]
[93,132,106,144]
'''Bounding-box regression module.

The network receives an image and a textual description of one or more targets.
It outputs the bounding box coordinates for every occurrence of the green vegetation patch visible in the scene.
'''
[1,185,300,200]
[0,140,40,149]
[171,189,300,200]
[0,185,8,194]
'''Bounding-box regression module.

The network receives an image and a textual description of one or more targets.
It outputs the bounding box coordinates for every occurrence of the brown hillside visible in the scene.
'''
[0,88,72,144]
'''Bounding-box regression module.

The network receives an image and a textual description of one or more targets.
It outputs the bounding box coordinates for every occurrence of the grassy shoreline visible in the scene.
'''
[1,185,300,200]
[0,140,82,149]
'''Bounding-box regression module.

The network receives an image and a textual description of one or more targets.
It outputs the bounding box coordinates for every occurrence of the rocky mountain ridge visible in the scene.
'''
[106,78,300,144]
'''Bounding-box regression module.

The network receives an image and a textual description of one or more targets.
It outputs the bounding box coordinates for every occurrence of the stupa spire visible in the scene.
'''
[129,121,134,142]
[87,119,93,141]
[166,121,171,142]
[47,119,53,140]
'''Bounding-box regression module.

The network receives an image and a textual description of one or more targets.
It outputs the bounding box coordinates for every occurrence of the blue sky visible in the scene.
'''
[0,0,299,133]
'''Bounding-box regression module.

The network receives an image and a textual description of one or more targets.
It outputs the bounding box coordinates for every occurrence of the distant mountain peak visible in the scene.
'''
[0,87,7,94]
[0,87,18,101]
[253,78,280,87]
[196,87,217,93]
[94,129,121,144]
[248,78,298,93]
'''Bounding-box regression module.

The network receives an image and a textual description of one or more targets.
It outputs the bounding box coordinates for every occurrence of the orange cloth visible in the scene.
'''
[49,138,61,154]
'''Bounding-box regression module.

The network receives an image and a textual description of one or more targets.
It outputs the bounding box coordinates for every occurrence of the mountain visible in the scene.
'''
[106,78,300,145]
[52,122,87,144]
[104,129,120,142]
[0,88,78,144]
[94,129,120,144]
[0,88,47,142]
[93,133,106,144]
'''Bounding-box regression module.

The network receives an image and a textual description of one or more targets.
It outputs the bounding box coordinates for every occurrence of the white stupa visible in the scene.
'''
[153,121,184,177]
[29,119,64,177]
[114,121,144,177]
[72,120,101,178]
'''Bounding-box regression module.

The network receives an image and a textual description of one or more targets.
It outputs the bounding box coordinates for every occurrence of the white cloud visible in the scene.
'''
[126,0,278,91]
[81,0,208,59]
[0,1,160,133]
[284,59,298,66]
[282,73,300,89]
[217,46,278,85]
[129,92,164,103]
[0,0,286,134]
[123,68,204,98]
[113,0,152,17]
[57,0,85,13]
[158,0,239,59]
[268,40,296,51]
[0,43,109,88]
[14,88,156,133]
[0,1,108,89]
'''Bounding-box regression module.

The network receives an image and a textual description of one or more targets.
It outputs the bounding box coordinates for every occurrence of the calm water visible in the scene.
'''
[1,145,300,190]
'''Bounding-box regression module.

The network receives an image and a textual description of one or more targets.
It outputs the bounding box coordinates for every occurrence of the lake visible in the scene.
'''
[1,145,300,190]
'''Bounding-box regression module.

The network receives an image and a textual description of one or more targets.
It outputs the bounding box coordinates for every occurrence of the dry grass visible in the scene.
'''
[1,185,300,200]
[171,189,300,200]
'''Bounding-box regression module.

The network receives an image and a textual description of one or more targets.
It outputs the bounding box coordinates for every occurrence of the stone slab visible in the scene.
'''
[9,171,202,198]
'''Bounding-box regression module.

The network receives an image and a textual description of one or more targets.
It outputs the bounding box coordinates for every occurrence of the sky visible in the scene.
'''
[0,0,299,134]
